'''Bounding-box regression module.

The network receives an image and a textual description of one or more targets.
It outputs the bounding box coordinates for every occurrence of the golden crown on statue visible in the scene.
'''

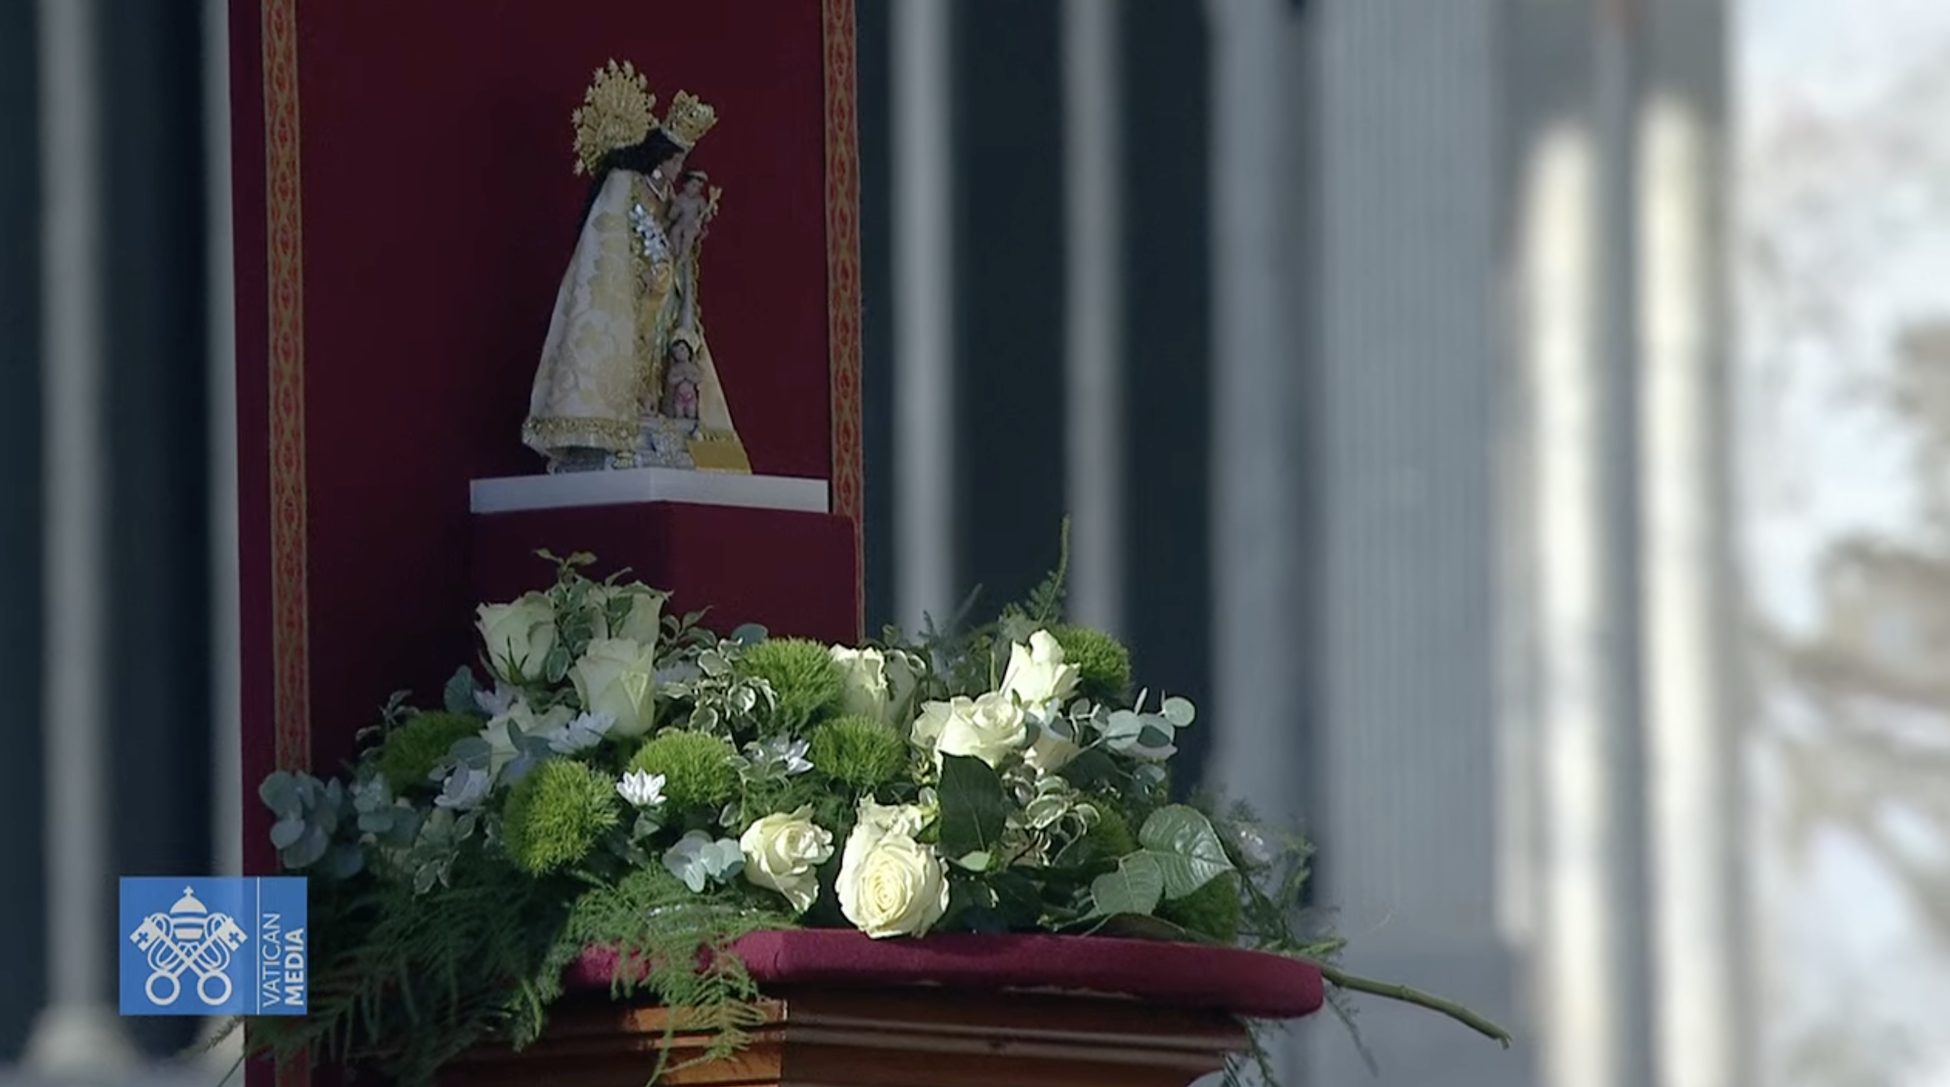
[571,59,656,176]
[660,91,719,150]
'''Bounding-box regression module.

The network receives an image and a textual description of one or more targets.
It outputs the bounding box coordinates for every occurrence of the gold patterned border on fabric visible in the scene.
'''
[822,0,866,634]
[262,1,310,1082]
[262,0,310,776]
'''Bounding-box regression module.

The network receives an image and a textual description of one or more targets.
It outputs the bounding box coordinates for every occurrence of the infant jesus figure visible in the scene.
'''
[661,333,704,421]
[666,170,715,259]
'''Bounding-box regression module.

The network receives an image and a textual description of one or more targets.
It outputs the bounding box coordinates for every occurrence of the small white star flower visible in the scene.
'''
[616,769,667,809]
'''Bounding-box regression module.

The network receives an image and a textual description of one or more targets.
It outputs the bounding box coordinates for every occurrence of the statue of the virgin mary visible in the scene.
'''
[521,61,751,473]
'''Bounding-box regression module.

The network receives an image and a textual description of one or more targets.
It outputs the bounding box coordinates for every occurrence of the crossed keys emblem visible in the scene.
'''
[128,886,248,1007]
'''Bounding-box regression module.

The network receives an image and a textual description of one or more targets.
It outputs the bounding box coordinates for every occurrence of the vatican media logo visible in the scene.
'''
[118,877,307,1016]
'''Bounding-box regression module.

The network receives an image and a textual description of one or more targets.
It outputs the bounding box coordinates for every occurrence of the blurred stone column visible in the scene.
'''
[891,0,956,633]
[1303,2,1517,1083]
[1636,2,1748,1085]
[26,0,135,1069]
[1063,0,1126,634]
[1204,0,1304,819]
[1204,3,1306,1079]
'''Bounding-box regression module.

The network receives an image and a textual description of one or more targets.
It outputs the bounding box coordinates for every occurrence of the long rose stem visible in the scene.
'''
[1311,962,1514,1047]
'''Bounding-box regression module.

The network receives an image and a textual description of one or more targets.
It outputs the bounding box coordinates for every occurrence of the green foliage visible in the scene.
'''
[1159,871,1242,942]
[247,860,563,1087]
[737,637,844,733]
[629,730,738,812]
[809,715,906,791]
[937,754,1008,862]
[378,712,482,791]
[1083,800,1136,857]
[1001,518,1070,634]
[552,867,793,1068]
[500,760,621,876]
[1050,625,1132,704]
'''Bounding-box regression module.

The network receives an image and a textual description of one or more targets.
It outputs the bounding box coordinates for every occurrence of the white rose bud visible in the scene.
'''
[1000,630,1081,719]
[480,701,573,774]
[830,646,921,729]
[854,797,929,842]
[570,638,659,738]
[836,820,950,938]
[739,806,836,913]
[476,593,558,684]
[1023,723,1081,775]
[593,584,666,645]
[932,691,1028,768]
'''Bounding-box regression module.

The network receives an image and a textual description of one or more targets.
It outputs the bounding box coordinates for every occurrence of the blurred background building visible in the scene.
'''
[3,0,1948,1084]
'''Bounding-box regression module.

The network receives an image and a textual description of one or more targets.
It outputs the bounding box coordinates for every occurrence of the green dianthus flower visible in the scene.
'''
[627,730,738,812]
[737,637,845,734]
[500,759,621,876]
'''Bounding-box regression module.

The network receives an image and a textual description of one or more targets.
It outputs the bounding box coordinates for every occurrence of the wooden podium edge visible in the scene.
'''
[443,988,1248,1087]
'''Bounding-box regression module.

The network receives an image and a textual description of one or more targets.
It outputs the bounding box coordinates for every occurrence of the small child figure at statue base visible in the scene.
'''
[662,337,703,421]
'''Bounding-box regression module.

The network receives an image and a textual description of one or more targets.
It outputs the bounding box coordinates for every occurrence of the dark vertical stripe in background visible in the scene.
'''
[950,0,1068,615]
[0,0,47,1062]
[1121,0,1214,789]
[99,0,214,1056]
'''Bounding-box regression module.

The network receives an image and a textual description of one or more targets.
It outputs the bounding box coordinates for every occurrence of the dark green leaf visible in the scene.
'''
[1057,748,1120,792]
[937,755,1009,860]
[990,871,1043,929]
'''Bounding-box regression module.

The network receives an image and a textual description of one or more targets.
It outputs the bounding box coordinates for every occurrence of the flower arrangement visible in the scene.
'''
[243,543,1507,1084]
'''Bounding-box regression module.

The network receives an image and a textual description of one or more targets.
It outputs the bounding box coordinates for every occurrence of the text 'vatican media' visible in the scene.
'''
[119,876,309,1016]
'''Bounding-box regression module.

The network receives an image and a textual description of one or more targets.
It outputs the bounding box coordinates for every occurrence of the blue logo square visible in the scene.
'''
[119,877,308,1016]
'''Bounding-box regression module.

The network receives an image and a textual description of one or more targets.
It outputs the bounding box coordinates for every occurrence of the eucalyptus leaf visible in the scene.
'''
[258,772,300,818]
[284,825,329,869]
[1161,696,1196,728]
[321,843,365,880]
[1090,852,1164,916]
[269,816,307,850]
[443,667,481,716]
[729,623,768,646]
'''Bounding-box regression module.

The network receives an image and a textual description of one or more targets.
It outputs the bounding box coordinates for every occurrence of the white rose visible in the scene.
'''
[1001,630,1081,718]
[476,593,558,683]
[830,646,921,729]
[930,692,1028,768]
[854,797,929,842]
[480,701,573,774]
[836,822,950,938]
[1023,723,1080,774]
[592,584,666,645]
[739,806,836,913]
[570,639,659,738]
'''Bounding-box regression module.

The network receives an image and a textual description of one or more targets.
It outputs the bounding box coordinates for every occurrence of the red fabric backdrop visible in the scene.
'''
[233,0,851,882]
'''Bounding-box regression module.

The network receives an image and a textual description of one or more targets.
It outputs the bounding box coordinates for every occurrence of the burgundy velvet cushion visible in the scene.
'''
[565,929,1324,1020]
